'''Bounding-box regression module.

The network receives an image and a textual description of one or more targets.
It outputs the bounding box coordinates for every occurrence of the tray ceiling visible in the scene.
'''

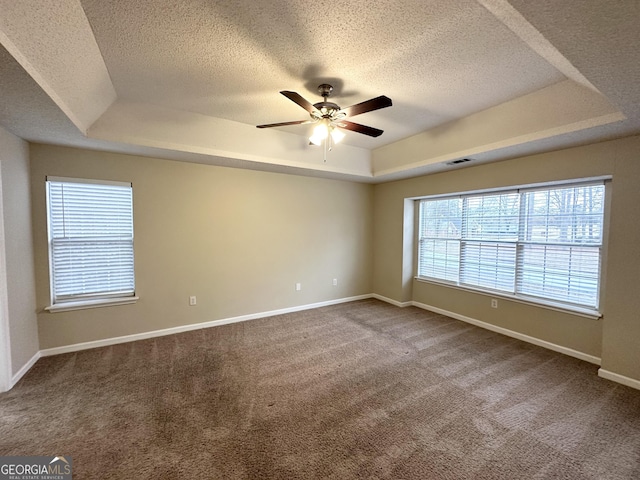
[0,0,638,182]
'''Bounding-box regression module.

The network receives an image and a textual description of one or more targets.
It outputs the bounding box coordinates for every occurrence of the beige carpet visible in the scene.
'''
[1,299,639,479]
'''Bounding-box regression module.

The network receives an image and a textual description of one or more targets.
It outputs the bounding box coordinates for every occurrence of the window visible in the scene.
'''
[46,177,136,310]
[417,180,605,313]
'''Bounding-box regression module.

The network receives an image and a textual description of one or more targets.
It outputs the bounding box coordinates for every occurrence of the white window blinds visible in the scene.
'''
[417,181,605,311]
[517,185,604,307]
[417,197,461,283]
[47,177,135,304]
[460,191,519,292]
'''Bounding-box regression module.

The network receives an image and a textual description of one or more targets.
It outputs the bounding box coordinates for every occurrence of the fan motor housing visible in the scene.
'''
[313,84,341,117]
[313,101,341,118]
[317,83,334,97]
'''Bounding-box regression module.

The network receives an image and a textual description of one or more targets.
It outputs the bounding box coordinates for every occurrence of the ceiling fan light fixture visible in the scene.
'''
[257,84,392,160]
[309,121,329,145]
[330,127,345,144]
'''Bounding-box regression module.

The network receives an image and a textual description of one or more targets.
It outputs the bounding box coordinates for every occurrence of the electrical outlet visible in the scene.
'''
[295,283,301,291]
[332,278,338,286]
[491,298,498,308]
[189,296,197,306]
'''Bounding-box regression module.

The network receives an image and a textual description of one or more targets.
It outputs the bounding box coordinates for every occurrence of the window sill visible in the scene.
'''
[45,296,139,313]
[414,277,602,320]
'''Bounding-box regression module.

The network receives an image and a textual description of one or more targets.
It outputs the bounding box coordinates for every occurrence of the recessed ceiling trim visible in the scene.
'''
[0,0,116,133]
[374,110,625,180]
[88,101,373,178]
[478,0,597,92]
[372,79,623,177]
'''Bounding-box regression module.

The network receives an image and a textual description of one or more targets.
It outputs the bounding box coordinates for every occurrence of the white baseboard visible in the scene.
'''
[371,294,412,308]
[24,294,640,394]
[411,301,602,366]
[40,294,374,357]
[598,369,640,391]
[11,351,41,388]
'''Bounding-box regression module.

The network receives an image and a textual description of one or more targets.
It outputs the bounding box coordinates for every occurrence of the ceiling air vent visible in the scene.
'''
[446,158,473,166]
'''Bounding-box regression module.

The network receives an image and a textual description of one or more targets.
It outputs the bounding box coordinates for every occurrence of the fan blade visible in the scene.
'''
[280,91,320,115]
[337,120,384,137]
[340,95,392,118]
[257,120,314,129]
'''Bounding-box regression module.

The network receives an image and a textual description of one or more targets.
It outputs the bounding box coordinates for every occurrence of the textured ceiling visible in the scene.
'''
[0,0,638,182]
[80,0,564,148]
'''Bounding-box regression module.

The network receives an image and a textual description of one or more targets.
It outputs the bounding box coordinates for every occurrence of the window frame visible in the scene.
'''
[415,177,610,319]
[44,176,138,313]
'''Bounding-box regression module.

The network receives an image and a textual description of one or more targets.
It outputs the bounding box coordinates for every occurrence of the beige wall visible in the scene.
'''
[24,135,640,385]
[600,136,640,380]
[30,145,373,349]
[0,127,39,377]
[373,136,640,382]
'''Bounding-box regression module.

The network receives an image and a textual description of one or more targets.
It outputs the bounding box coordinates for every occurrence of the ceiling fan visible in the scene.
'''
[256,84,392,145]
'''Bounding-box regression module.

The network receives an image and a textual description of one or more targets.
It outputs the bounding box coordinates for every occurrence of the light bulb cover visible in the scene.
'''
[313,122,329,139]
[330,128,345,143]
[309,134,322,146]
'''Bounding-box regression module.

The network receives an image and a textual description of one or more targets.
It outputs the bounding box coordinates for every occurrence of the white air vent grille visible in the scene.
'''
[446,158,473,166]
